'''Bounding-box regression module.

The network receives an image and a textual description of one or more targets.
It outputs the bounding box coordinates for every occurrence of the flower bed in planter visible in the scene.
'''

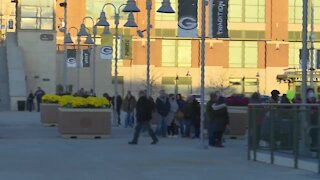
[57,96,112,138]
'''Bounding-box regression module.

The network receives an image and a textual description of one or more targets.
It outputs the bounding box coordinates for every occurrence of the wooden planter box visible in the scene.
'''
[40,103,60,126]
[58,108,112,138]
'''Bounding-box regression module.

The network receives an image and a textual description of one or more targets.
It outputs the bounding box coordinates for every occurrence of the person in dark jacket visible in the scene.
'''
[155,89,170,137]
[181,95,196,137]
[206,92,229,147]
[122,91,137,128]
[34,87,45,112]
[128,90,158,145]
[26,91,34,112]
[112,95,123,126]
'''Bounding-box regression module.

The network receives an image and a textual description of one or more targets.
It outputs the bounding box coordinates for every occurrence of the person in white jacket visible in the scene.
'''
[166,94,179,137]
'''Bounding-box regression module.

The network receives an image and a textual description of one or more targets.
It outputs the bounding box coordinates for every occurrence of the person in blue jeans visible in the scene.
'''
[122,91,136,128]
[34,87,45,112]
[181,95,196,138]
[155,89,170,137]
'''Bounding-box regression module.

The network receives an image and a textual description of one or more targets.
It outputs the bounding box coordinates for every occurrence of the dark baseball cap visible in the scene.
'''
[271,90,280,95]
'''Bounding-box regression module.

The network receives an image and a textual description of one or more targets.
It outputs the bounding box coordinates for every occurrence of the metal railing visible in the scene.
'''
[247,103,320,173]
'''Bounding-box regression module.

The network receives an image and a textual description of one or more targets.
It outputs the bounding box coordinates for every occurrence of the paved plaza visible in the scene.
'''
[0,112,320,180]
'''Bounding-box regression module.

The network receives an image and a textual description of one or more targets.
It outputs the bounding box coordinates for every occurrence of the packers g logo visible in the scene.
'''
[178,16,197,30]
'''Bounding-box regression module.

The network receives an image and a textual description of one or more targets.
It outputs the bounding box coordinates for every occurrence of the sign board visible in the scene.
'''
[100,46,113,60]
[40,34,54,41]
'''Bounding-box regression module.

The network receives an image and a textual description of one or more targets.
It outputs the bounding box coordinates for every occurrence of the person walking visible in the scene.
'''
[155,89,170,137]
[34,87,45,112]
[122,91,137,128]
[26,91,34,112]
[206,92,229,147]
[176,94,186,135]
[128,90,158,145]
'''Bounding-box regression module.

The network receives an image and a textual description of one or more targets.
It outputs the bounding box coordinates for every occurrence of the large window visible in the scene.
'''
[288,0,303,24]
[289,1,320,24]
[161,40,191,67]
[20,0,54,30]
[229,0,265,23]
[229,41,258,68]
[86,0,128,20]
[288,42,302,68]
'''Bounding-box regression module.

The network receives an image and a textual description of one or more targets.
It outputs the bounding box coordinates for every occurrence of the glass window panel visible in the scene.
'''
[41,7,53,18]
[21,0,38,6]
[289,42,302,68]
[229,5,242,22]
[162,40,176,66]
[177,40,191,67]
[244,42,258,68]
[40,18,53,30]
[40,0,54,7]
[230,0,242,5]
[21,18,38,29]
[246,0,258,5]
[21,6,38,17]
[229,42,242,68]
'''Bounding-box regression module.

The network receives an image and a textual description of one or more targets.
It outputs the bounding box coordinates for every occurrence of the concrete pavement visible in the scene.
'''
[0,111,319,180]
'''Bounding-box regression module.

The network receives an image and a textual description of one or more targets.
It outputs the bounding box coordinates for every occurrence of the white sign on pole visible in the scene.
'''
[100,46,113,60]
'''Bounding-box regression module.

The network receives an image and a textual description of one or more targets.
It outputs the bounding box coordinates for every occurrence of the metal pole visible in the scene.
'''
[114,12,120,126]
[63,0,68,92]
[93,26,97,94]
[77,35,80,92]
[301,0,309,155]
[146,0,151,98]
[310,0,315,89]
[200,0,207,149]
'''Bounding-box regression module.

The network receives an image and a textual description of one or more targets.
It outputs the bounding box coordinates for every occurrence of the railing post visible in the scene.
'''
[317,105,320,173]
[253,106,257,161]
[270,106,275,164]
[247,105,252,161]
[293,106,299,169]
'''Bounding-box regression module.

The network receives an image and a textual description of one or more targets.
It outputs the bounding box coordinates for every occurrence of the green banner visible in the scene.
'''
[121,36,132,59]
[101,35,113,46]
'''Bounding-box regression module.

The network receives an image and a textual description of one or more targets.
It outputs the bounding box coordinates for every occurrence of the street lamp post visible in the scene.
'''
[124,0,175,98]
[310,0,315,89]
[78,18,97,94]
[199,0,207,149]
[64,27,80,93]
[96,2,139,125]
[59,0,68,92]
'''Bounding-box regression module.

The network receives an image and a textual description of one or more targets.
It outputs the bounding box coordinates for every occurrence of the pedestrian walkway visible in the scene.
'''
[0,112,319,180]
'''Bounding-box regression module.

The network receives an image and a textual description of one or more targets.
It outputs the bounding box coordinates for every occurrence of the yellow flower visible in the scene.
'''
[42,94,61,104]
[58,96,110,108]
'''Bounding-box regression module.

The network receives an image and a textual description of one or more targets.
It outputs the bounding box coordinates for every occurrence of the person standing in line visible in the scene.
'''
[112,94,123,126]
[122,91,137,128]
[176,94,186,135]
[34,87,45,112]
[191,96,201,138]
[167,94,179,137]
[155,89,170,137]
[206,92,229,147]
[26,91,34,112]
[181,95,194,138]
[128,90,158,145]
